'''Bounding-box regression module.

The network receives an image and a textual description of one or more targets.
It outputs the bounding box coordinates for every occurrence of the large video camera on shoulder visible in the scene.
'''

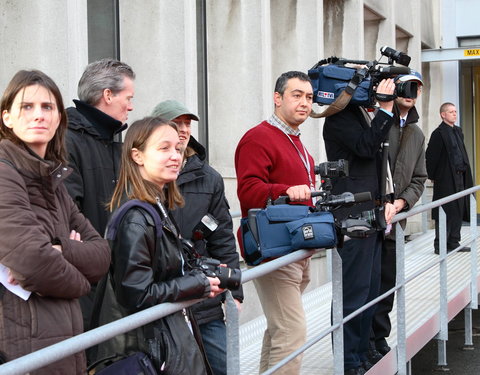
[308,46,417,108]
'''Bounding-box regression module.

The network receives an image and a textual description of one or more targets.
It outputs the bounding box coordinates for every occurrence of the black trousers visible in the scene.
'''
[371,238,396,346]
[339,232,382,370]
[434,173,466,251]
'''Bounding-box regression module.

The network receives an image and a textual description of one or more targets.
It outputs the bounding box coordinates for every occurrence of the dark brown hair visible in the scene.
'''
[0,70,67,164]
[109,116,184,211]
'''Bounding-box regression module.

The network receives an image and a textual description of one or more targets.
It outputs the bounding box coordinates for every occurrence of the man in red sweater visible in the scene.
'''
[235,71,315,375]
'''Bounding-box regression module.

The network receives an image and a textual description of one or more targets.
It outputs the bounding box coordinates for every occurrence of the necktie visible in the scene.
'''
[400,118,406,127]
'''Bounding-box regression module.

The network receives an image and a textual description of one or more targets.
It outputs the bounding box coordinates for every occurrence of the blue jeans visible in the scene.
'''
[199,319,227,375]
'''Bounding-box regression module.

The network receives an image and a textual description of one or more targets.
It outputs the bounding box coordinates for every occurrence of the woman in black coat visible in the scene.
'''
[105,117,222,374]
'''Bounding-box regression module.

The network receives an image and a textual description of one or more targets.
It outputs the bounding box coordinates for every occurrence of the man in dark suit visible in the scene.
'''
[426,102,473,254]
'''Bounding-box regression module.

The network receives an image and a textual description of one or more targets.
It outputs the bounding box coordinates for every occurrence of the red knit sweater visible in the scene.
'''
[235,121,315,217]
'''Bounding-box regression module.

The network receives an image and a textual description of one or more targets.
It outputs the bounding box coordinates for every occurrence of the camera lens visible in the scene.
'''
[395,81,418,99]
[216,266,242,290]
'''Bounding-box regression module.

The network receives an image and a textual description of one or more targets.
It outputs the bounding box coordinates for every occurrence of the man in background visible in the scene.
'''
[426,102,473,254]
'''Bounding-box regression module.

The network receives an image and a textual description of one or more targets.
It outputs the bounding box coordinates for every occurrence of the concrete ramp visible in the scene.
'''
[239,228,479,374]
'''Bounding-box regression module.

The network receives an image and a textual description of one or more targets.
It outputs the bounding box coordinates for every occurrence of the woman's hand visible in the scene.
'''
[7,269,18,285]
[207,276,224,298]
[69,230,82,242]
[52,230,82,252]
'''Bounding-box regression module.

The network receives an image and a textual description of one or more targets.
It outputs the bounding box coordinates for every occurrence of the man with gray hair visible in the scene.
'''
[65,58,135,334]
[65,58,135,236]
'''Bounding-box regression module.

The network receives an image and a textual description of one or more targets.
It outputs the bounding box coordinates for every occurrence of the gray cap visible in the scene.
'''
[151,100,199,122]
[395,70,423,86]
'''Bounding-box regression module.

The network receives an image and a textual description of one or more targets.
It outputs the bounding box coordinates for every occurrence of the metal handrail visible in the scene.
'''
[0,186,479,375]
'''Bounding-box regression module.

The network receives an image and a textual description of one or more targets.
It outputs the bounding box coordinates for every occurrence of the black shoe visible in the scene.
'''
[362,359,373,370]
[459,246,471,252]
[345,367,367,375]
[367,349,383,364]
[376,344,391,356]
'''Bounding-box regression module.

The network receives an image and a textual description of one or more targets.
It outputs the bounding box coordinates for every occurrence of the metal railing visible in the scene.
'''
[0,186,479,375]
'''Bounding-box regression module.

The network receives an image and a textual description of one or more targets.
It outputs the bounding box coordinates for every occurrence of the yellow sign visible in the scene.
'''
[464,49,480,57]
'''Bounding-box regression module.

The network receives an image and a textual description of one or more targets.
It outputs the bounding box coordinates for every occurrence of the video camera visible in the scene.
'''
[312,160,387,239]
[241,160,389,265]
[308,46,417,108]
[182,214,242,290]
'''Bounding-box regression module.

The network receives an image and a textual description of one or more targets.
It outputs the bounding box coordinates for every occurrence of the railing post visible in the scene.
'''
[436,206,448,368]
[226,291,240,375]
[331,248,344,375]
[326,248,333,282]
[464,193,478,350]
[469,192,478,309]
[421,188,429,234]
[395,222,407,375]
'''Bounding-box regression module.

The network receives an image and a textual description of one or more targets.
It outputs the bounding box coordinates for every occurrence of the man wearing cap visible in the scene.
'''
[370,72,427,359]
[151,100,243,375]
[426,103,473,254]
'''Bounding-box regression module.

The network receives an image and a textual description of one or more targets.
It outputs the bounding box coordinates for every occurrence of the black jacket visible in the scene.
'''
[107,205,212,374]
[323,105,394,217]
[426,122,473,220]
[65,100,126,235]
[171,136,243,325]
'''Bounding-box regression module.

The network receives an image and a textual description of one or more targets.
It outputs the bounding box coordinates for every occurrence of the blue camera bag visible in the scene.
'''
[241,204,337,266]
[308,64,373,106]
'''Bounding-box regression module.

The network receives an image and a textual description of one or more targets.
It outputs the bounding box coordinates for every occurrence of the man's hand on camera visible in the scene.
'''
[384,202,396,225]
[286,185,311,202]
[376,78,395,113]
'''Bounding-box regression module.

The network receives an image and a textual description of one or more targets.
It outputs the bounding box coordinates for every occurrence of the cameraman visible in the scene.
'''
[323,78,396,375]
[152,100,243,375]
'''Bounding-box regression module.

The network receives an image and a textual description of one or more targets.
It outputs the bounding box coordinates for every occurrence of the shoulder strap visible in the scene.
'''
[90,200,165,333]
[105,199,164,240]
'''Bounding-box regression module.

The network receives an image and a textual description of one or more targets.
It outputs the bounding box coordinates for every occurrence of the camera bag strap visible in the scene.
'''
[310,67,368,118]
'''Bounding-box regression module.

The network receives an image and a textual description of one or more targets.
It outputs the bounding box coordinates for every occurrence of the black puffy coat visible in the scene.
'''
[105,204,212,374]
[171,137,243,325]
[65,100,125,235]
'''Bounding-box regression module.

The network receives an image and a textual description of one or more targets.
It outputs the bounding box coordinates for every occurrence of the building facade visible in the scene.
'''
[1,0,478,243]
